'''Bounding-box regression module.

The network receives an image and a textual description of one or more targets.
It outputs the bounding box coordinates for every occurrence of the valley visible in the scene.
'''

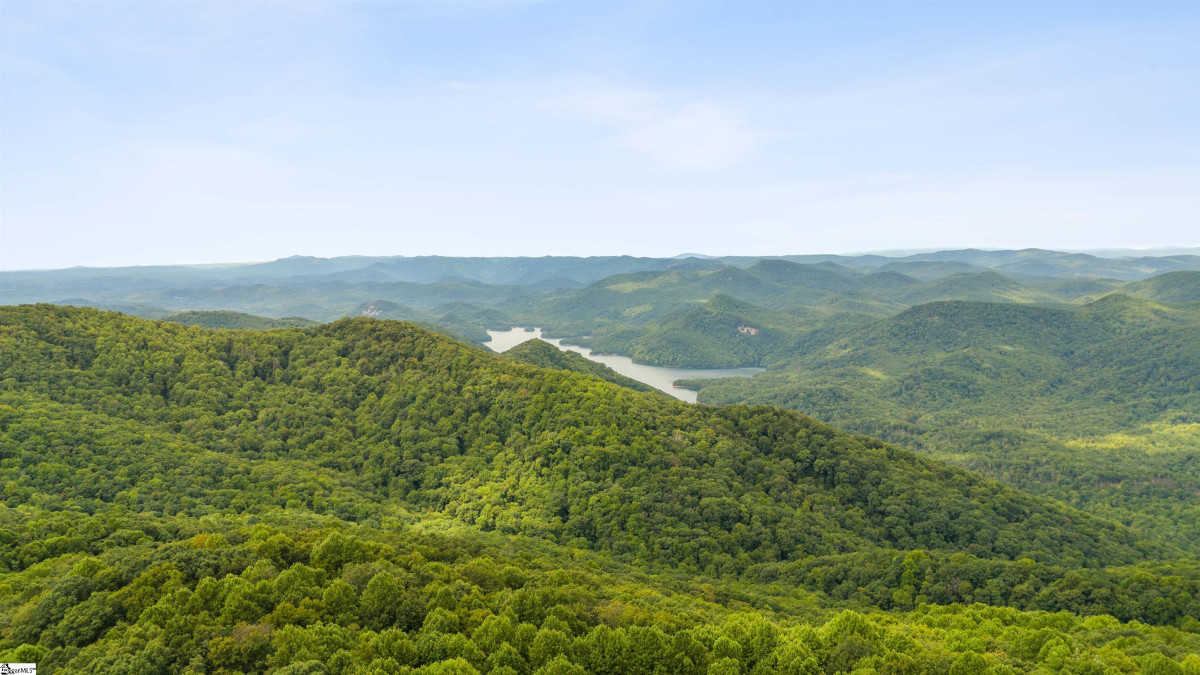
[3,305,1199,673]
[3,250,1200,672]
[6,2,1197,670]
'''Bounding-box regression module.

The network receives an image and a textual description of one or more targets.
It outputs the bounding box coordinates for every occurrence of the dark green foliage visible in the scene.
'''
[166,310,318,330]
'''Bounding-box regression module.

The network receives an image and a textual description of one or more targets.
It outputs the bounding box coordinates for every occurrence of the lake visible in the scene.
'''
[484,327,764,403]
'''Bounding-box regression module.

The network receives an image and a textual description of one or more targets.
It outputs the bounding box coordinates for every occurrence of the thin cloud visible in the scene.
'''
[553,86,761,170]
[620,102,760,170]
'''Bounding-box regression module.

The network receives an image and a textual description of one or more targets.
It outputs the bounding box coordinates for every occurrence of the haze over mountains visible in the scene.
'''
[4,0,1198,668]
[3,248,1200,671]
[3,248,1198,323]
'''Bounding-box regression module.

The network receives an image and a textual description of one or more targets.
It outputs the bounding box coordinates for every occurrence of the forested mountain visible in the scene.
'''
[690,295,1200,552]
[580,295,872,369]
[550,265,1166,370]
[855,249,1200,281]
[3,306,1197,672]
[516,260,1160,343]
[166,311,319,330]
[350,302,492,344]
[0,256,718,309]
[3,251,1197,330]
[4,255,1197,558]
[6,306,1158,569]
[23,278,550,325]
[1122,271,1200,303]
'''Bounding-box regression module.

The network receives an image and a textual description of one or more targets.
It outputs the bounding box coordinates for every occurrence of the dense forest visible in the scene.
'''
[527,266,1200,349]
[2,306,1198,672]
[166,311,319,331]
[687,295,1200,553]
[577,295,874,369]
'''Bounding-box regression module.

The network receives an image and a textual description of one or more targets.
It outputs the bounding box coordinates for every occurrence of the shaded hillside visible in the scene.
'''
[0,255,717,297]
[49,299,173,319]
[1024,277,1123,301]
[870,260,991,280]
[1,276,551,324]
[165,310,318,330]
[352,300,491,343]
[502,339,658,393]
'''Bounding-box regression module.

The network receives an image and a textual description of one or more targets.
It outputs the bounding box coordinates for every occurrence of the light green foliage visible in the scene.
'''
[0,306,1197,672]
[692,295,1200,551]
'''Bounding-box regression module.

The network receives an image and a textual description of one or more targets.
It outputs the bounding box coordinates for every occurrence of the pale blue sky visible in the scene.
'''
[2,1,1197,270]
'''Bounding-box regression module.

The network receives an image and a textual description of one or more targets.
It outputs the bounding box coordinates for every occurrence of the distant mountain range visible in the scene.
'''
[4,262,1200,670]
[6,249,1197,326]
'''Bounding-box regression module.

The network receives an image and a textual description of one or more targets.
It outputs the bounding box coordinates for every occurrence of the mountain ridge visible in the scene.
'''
[3,304,1198,672]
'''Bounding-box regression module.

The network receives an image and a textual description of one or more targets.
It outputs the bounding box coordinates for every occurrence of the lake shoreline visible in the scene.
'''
[484,326,764,403]
[531,330,765,370]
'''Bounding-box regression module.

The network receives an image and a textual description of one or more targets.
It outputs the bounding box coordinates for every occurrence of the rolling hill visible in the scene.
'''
[1122,270,1200,303]
[2,305,1158,569]
[691,295,1200,552]
[1,305,1197,672]
[5,251,1197,334]
[581,295,872,369]
[165,310,318,330]
[519,261,1096,342]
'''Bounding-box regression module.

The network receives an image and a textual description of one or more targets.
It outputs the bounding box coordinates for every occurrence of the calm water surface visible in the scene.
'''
[484,327,764,403]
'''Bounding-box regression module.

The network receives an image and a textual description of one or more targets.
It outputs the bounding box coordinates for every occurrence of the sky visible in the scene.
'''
[1,1,1198,270]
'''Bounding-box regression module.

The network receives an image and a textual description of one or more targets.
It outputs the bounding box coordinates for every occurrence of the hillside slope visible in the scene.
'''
[585,295,810,368]
[165,310,318,330]
[2,305,1155,570]
[582,295,876,369]
[693,296,1200,551]
[1,306,1198,672]
[1122,270,1200,303]
[523,261,1091,341]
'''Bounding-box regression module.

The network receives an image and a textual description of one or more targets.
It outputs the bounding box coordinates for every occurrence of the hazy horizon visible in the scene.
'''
[5,245,1200,274]
[3,1,1198,270]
